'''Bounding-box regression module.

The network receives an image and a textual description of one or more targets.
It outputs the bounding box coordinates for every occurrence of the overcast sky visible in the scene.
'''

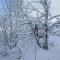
[50,0,60,15]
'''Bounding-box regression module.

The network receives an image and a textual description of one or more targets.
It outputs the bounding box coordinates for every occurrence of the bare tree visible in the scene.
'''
[5,0,21,49]
[25,0,60,49]
[0,15,9,56]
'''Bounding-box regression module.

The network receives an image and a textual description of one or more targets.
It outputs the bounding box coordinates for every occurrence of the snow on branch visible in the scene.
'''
[49,15,60,20]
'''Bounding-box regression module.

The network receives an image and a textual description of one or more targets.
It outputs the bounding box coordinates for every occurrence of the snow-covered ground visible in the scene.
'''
[0,30,60,60]
[20,36,60,60]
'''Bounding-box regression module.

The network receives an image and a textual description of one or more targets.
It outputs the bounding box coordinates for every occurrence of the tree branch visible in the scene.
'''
[49,14,60,20]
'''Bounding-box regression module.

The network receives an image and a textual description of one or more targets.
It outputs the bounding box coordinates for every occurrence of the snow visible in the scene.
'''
[0,16,60,60]
[20,36,60,60]
[0,0,60,60]
[0,29,60,60]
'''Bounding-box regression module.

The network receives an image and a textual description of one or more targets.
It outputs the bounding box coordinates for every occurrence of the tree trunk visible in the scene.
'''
[3,30,8,56]
[43,2,48,49]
